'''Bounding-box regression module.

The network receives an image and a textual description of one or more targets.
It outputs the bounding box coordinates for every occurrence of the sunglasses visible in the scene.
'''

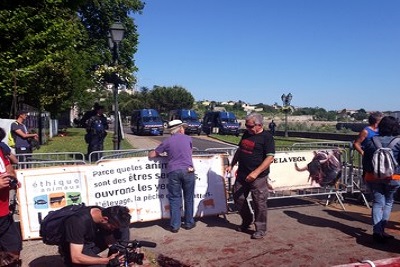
[245,124,259,128]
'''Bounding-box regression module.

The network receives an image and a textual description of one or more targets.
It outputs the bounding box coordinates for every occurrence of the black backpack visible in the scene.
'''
[39,203,87,245]
[88,116,105,136]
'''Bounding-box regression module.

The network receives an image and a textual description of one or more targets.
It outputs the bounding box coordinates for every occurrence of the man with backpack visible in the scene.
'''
[86,105,108,161]
[56,205,131,267]
[362,116,400,244]
[81,103,100,129]
[10,110,39,163]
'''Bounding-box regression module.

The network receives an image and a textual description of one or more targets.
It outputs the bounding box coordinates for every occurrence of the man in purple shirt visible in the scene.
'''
[148,120,196,233]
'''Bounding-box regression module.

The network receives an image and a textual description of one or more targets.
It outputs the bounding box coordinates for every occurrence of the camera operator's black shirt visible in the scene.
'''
[64,207,96,245]
[60,207,113,266]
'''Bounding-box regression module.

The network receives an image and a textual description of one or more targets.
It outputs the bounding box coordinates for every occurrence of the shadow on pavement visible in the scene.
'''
[284,209,400,254]
[28,255,64,267]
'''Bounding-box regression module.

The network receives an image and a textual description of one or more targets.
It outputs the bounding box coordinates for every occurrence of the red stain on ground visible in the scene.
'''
[221,247,236,254]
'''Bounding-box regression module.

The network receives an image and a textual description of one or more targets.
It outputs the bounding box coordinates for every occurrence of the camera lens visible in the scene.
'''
[127,252,144,265]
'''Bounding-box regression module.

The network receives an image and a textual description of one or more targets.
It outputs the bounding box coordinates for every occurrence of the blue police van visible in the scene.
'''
[169,109,202,135]
[130,109,164,136]
[202,111,240,136]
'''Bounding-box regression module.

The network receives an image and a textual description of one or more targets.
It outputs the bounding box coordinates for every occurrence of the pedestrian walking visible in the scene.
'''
[354,112,383,156]
[226,112,275,239]
[362,116,400,243]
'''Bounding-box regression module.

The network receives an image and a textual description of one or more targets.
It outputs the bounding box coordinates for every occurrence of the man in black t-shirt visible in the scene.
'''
[226,112,275,240]
[59,206,131,267]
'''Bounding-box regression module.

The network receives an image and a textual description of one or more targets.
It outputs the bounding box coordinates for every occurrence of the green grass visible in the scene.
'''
[36,128,133,154]
[209,134,326,147]
[37,129,331,155]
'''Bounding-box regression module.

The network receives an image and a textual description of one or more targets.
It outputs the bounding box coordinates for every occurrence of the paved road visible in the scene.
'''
[146,134,237,151]
[20,197,400,267]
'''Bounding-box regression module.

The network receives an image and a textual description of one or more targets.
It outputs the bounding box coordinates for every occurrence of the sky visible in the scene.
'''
[132,1,400,112]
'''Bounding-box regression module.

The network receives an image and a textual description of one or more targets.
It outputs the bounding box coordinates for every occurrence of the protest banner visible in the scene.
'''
[18,154,228,240]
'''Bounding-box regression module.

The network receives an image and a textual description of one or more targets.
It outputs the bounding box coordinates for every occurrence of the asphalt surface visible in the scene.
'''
[19,133,400,267]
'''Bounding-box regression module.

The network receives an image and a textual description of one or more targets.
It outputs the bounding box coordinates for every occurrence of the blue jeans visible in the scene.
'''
[367,180,400,234]
[167,169,195,229]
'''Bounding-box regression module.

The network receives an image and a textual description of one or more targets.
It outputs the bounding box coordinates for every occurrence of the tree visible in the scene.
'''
[149,86,194,113]
[0,0,144,118]
[0,1,90,117]
[352,109,368,121]
[118,90,143,118]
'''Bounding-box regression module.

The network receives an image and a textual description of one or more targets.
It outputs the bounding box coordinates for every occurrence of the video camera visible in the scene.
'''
[108,239,157,266]
[8,176,18,189]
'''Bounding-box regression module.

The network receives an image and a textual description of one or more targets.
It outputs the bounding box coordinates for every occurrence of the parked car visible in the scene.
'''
[130,109,164,136]
[202,111,240,136]
[168,109,202,135]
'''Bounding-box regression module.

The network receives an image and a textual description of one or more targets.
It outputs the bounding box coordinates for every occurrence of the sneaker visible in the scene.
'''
[251,231,266,239]
[236,225,250,232]
[182,222,196,230]
[169,227,179,233]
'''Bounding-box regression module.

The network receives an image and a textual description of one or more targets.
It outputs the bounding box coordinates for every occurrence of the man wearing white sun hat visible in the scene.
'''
[148,120,196,233]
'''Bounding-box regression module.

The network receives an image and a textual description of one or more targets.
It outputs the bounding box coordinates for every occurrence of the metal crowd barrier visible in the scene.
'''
[221,141,369,211]
[15,141,369,211]
[90,149,150,163]
[290,141,369,205]
[15,152,86,169]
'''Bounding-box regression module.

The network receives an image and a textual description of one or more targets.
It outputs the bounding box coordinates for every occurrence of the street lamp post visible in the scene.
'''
[281,93,293,137]
[108,22,125,150]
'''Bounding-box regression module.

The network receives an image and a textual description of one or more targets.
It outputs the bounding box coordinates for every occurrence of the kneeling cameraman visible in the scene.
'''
[59,205,131,267]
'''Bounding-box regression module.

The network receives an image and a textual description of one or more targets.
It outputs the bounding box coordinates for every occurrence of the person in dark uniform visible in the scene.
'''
[81,103,100,129]
[85,105,108,161]
[268,120,277,136]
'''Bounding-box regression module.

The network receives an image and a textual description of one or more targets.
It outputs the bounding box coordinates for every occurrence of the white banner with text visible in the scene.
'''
[18,155,228,240]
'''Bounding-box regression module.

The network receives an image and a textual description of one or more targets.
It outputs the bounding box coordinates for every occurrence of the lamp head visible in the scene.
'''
[109,21,125,44]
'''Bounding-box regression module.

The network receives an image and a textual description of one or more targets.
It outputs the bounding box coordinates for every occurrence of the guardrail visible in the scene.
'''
[14,141,369,210]
[16,152,85,169]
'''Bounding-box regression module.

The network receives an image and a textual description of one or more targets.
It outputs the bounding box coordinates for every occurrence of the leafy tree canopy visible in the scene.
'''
[0,0,144,118]
[149,86,195,114]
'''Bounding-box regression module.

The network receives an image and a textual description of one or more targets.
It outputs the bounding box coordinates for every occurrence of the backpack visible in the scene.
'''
[7,122,17,148]
[88,116,105,136]
[371,136,400,179]
[39,203,87,245]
